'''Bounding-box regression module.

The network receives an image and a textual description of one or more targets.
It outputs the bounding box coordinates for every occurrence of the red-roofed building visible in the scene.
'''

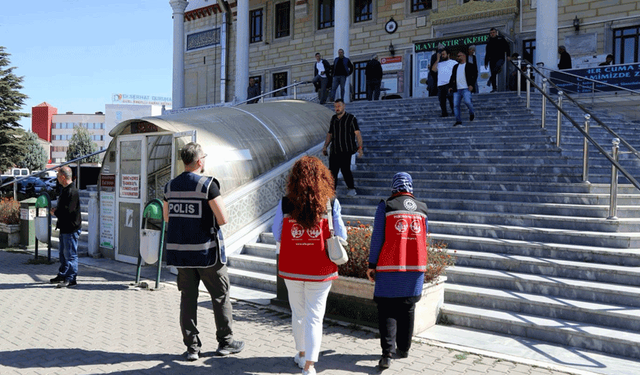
[32,102,57,142]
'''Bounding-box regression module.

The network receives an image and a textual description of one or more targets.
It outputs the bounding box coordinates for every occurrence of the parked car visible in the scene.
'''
[16,176,58,201]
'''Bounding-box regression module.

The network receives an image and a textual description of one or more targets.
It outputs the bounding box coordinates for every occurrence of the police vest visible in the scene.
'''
[376,193,428,272]
[164,172,221,268]
[278,197,339,282]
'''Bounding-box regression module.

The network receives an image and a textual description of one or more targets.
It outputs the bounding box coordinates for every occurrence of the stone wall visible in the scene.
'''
[181,0,640,104]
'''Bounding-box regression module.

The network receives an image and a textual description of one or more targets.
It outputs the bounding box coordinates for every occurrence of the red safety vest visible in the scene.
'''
[278,198,338,282]
[376,193,428,272]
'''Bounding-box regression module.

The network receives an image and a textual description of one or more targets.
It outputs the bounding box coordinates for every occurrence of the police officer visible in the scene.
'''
[163,142,244,361]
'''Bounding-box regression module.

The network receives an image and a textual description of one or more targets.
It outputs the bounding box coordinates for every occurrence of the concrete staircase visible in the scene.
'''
[225,92,640,360]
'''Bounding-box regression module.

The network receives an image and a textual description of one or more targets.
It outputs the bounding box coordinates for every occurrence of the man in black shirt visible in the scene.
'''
[331,49,354,102]
[247,78,260,104]
[558,46,572,70]
[365,54,383,101]
[49,166,81,288]
[484,28,511,92]
[322,99,363,196]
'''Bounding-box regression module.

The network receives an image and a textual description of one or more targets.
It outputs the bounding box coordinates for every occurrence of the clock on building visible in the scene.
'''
[385,18,398,34]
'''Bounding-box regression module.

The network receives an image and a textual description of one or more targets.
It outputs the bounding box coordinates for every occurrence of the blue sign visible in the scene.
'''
[550,63,640,94]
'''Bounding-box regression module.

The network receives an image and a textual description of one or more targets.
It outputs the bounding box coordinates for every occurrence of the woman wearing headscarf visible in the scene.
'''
[366,172,428,369]
[272,156,347,375]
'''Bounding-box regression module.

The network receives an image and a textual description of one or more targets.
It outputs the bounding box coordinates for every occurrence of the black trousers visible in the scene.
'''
[329,151,355,189]
[437,85,453,116]
[177,262,234,353]
[374,296,420,356]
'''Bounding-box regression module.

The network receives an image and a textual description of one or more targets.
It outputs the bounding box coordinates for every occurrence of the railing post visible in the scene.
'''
[293,80,298,100]
[582,114,590,183]
[526,65,531,109]
[555,91,563,147]
[608,138,620,220]
[517,57,522,97]
[541,78,547,129]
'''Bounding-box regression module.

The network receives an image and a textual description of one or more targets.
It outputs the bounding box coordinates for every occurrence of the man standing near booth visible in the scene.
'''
[49,165,81,288]
[163,142,244,361]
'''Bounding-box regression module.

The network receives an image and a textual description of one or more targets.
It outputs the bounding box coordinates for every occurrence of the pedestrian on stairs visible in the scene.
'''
[366,172,429,369]
[49,165,81,288]
[431,48,457,117]
[162,142,244,361]
[272,156,348,375]
[322,99,364,196]
[448,49,477,127]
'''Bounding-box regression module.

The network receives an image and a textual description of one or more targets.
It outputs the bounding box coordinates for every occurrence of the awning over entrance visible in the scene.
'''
[104,100,332,196]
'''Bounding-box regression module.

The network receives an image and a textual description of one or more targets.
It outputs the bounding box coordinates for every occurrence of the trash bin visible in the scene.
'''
[19,198,37,248]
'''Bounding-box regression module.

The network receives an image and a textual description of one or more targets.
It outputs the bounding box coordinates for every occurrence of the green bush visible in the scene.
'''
[340,222,455,284]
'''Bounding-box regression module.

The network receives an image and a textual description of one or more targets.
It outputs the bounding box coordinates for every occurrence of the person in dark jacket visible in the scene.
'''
[367,172,428,369]
[484,28,511,92]
[448,50,477,127]
[599,54,614,66]
[365,54,383,101]
[49,166,81,288]
[331,48,354,101]
[312,53,332,104]
[558,46,572,70]
[247,78,260,104]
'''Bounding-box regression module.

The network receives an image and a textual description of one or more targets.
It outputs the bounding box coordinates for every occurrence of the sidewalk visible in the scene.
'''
[0,249,589,375]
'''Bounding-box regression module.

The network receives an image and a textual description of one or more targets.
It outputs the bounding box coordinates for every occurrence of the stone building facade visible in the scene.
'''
[171,0,640,108]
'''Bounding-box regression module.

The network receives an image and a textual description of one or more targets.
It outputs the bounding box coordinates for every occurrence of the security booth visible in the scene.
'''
[98,100,332,264]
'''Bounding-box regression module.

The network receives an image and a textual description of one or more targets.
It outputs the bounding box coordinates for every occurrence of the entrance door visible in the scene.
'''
[116,136,146,263]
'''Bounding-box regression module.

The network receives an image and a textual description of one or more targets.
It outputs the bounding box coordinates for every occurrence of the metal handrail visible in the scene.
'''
[515,59,640,163]
[510,58,640,209]
[0,149,108,199]
[539,65,640,96]
[234,80,313,106]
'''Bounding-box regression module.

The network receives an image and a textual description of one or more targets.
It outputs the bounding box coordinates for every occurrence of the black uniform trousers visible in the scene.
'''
[177,262,233,354]
[329,151,355,189]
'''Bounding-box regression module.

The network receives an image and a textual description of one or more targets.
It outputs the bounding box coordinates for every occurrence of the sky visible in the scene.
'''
[1,0,174,130]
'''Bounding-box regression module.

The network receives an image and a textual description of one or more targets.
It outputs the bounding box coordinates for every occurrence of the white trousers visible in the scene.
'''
[284,279,333,362]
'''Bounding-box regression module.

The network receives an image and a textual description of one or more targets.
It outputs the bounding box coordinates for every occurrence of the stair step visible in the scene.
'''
[227,253,276,274]
[452,250,640,286]
[445,266,640,307]
[445,284,640,331]
[227,267,277,292]
[440,303,640,359]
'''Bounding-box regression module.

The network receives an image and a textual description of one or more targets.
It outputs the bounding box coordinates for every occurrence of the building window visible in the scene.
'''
[272,72,288,97]
[614,26,640,64]
[318,0,334,30]
[354,0,372,23]
[411,0,432,12]
[250,8,263,43]
[275,2,291,38]
[523,39,536,64]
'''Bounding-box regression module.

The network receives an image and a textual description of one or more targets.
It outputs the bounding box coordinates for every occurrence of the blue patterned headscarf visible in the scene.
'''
[391,172,413,194]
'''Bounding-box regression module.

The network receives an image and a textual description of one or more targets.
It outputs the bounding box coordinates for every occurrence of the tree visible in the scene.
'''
[16,131,47,171]
[66,125,100,163]
[0,46,29,172]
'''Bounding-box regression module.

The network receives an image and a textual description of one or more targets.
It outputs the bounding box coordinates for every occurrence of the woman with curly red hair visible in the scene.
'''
[272,156,347,375]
